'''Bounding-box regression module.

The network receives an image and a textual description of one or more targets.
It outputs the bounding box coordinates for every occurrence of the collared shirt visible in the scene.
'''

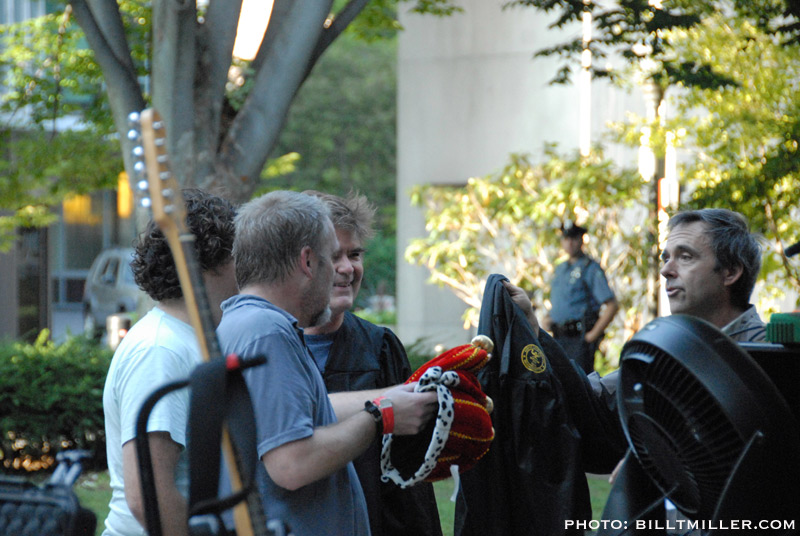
[549,255,615,324]
[722,304,766,342]
[589,305,767,402]
[217,295,370,536]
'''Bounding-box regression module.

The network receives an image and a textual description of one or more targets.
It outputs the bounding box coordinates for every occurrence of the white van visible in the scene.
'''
[81,248,149,339]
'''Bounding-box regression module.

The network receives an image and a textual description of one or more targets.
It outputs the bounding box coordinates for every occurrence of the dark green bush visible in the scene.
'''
[0,330,111,474]
[353,308,397,327]
[405,338,437,372]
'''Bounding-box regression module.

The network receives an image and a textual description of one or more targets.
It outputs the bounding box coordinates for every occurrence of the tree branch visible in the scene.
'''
[249,0,292,74]
[151,0,198,186]
[69,0,142,113]
[218,0,332,201]
[72,0,139,74]
[304,0,369,81]
[69,0,145,184]
[193,0,242,190]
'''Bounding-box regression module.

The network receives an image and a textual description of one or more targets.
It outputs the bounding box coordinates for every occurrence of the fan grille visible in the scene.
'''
[622,342,745,516]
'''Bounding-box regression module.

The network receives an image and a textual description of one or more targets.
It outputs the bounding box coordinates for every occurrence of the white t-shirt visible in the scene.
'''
[102,307,201,536]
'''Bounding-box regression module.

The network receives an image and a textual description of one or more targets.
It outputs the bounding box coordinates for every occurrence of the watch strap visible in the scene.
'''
[364,399,383,436]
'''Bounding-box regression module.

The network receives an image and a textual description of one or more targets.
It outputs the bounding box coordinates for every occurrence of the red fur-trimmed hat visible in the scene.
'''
[380,335,495,487]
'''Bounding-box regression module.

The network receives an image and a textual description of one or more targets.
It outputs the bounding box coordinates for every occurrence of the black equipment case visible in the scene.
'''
[0,450,97,536]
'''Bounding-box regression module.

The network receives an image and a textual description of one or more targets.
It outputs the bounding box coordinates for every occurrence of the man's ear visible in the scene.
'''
[722,264,744,288]
[299,246,314,278]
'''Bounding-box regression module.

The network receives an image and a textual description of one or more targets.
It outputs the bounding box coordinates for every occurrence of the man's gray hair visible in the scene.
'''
[233,190,332,288]
[668,208,762,309]
[303,190,376,244]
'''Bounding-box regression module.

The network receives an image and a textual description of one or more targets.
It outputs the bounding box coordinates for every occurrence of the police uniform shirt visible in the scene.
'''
[550,255,615,325]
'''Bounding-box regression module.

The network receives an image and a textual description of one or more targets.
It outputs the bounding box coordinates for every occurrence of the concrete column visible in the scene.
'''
[396,1,579,350]
[396,0,642,350]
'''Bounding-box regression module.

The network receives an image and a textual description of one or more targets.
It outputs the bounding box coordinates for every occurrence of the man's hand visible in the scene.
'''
[265,383,437,490]
[502,280,540,337]
[585,298,618,344]
[382,382,439,435]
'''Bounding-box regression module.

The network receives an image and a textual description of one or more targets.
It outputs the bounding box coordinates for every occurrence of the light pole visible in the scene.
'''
[579,0,592,157]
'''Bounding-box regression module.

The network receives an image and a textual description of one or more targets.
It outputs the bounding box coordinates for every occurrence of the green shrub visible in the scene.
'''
[405,338,437,372]
[0,330,112,474]
[353,308,397,327]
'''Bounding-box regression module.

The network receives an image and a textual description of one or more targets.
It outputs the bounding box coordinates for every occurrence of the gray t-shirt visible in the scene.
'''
[217,294,370,536]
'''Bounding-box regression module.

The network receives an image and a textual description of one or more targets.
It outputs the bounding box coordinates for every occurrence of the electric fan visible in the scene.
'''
[616,315,800,526]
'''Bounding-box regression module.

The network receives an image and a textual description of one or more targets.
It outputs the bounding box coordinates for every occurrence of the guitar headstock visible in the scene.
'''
[126,112,148,204]
[133,109,188,236]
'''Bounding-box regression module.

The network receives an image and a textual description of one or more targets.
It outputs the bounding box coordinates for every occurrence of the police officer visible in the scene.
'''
[542,221,619,373]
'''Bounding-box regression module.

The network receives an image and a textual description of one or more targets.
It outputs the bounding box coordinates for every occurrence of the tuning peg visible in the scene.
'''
[137,180,149,192]
[140,197,152,208]
[128,111,140,123]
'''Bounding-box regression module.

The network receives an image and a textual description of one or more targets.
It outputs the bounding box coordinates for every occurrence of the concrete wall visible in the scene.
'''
[396,0,643,349]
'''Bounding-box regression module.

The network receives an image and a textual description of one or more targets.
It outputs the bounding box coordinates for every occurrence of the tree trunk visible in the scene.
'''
[70,0,361,206]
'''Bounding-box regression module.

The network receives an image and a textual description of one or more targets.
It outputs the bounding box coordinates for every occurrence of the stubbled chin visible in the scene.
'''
[310,306,332,328]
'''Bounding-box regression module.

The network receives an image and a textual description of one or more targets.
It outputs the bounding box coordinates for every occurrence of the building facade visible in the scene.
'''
[0,0,135,340]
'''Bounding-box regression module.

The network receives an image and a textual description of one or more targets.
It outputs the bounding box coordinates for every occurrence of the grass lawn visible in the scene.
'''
[77,471,611,536]
[433,474,612,536]
[75,471,111,536]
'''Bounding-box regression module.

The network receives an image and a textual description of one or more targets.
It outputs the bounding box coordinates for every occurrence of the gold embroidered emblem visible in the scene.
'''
[521,344,546,373]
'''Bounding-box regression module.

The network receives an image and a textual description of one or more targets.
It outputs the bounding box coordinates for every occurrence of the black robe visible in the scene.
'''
[321,311,442,536]
[454,274,627,536]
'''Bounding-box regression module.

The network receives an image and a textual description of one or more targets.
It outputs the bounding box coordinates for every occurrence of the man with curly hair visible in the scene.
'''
[102,189,238,536]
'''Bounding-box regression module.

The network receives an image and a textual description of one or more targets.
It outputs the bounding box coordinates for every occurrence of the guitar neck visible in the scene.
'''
[135,108,271,536]
[175,233,223,361]
[174,234,271,536]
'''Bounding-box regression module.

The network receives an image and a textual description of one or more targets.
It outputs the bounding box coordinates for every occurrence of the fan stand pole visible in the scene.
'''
[711,430,800,528]
[597,450,668,536]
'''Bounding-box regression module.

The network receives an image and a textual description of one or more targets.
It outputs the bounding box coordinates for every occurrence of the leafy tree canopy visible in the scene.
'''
[673,15,800,297]
[508,0,697,87]
[0,6,135,250]
[508,0,798,89]
[266,34,397,230]
[605,12,800,297]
